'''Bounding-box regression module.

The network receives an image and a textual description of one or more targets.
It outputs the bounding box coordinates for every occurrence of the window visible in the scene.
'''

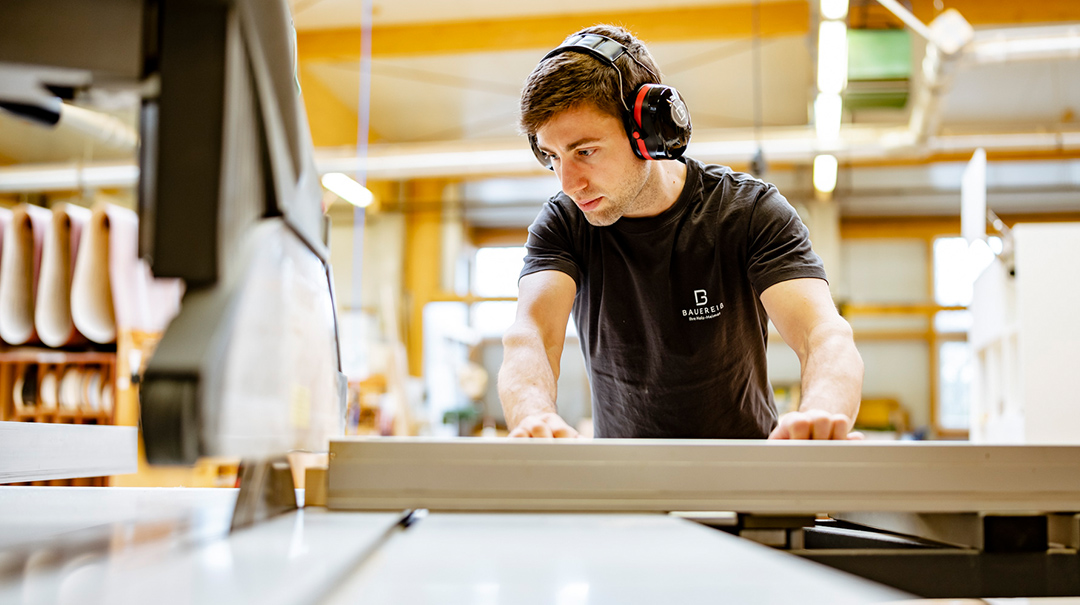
[938,340,974,431]
[931,236,1002,433]
[473,246,526,298]
[471,246,527,336]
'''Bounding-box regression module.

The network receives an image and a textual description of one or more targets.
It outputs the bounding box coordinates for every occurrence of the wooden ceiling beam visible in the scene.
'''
[297,1,810,61]
[910,0,1080,27]
[840,212,1080,239]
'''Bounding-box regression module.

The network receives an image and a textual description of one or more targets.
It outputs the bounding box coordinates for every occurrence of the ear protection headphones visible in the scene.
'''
[529,33,692,170]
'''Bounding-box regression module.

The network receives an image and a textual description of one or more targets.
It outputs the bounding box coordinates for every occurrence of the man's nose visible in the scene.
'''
[557,159,587,195]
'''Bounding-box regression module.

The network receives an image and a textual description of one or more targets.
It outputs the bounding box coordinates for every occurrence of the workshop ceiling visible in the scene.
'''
[286,0,1080,222]
[287,0,1080,149]
[300,35,816,144]
[1,0,1078,220]
[290,0,767,28]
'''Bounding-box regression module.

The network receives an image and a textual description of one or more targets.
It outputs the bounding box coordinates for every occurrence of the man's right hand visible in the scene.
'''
[508,413,580,438]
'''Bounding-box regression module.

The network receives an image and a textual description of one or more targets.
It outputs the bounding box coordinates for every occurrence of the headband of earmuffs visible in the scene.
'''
[529,33,692,170]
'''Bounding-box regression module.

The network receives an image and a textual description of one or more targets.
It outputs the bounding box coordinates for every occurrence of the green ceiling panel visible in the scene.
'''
[848,29,912,81]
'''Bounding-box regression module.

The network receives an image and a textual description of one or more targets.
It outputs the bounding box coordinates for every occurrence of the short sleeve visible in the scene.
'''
[520,199,583,287]
[745,186,827,294]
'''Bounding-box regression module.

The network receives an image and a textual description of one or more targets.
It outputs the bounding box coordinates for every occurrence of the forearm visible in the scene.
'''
[797,317,863,419]
[497,324,562,429]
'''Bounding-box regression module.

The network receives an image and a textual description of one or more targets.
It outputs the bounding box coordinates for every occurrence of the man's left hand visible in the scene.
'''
[768,409,864,440]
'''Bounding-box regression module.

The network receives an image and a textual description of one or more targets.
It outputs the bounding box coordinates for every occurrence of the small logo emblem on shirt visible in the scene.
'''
[683,289,723,320]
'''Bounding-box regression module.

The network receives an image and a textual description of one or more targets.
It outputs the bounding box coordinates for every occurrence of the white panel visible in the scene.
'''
[961,148,987,243]
[970,260,1014,350]
[1015,223,1080,444]
[0,422,137,482]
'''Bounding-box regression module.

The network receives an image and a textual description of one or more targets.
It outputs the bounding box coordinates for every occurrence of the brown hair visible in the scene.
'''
[519,24,664,137]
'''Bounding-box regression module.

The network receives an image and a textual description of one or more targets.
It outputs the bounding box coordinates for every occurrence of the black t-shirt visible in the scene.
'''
[520,157,827,439]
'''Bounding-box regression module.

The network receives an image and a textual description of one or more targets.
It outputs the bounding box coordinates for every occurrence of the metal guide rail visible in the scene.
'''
[327,437,1080,513]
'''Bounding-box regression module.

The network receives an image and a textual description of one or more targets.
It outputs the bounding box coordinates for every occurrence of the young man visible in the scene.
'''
[498,24,863,440]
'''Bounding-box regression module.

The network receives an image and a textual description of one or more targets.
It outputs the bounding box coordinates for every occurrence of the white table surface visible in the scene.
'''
[0,487,401,604]
[0,487,949,604]
[325,512,912,605]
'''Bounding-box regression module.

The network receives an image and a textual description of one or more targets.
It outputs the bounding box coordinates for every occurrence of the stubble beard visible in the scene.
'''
[580,161,653,227]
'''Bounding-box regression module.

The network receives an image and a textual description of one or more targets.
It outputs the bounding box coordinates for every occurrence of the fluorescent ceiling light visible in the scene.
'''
[321,172,373,207]
[813,154,838,193]
[817,20,849,94]
[821,0,849,21]
[814,92,843,142]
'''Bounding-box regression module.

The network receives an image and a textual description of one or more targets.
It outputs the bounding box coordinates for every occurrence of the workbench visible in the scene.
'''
[6,437,1080,602]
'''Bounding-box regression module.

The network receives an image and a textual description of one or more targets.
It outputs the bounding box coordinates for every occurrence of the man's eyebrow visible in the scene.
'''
[537,137,603,154]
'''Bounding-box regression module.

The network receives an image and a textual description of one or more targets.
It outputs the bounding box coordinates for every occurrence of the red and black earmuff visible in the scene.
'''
[529,33,692,170]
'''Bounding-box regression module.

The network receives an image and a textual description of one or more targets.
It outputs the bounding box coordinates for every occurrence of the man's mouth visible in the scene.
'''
[576,196,602,211]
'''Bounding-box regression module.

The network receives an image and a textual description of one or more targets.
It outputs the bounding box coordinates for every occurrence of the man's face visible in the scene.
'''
[534,104,654,226]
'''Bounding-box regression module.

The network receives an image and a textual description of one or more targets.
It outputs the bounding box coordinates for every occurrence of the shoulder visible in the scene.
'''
[688,158,780,214]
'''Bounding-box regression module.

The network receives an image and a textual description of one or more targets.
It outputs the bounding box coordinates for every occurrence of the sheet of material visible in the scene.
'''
[323,513,911,604]
[0,203,49,345]
[0,489,404,605]
[70,200,183,344]
[328,438,1080,513]
[0,421,137,482]
[35,202,90,347]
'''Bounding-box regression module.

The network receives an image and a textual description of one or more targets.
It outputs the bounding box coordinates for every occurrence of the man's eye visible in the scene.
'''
[578,149,594,157]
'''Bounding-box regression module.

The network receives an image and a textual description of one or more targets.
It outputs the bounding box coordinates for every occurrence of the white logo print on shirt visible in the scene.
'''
[683,289,724,321]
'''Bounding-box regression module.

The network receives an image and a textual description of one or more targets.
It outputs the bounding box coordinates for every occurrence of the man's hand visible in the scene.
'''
[508,413,580,438]
[768,409,864,440]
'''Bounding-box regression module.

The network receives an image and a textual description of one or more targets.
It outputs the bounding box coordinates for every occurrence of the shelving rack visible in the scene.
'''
[0,348,119,485]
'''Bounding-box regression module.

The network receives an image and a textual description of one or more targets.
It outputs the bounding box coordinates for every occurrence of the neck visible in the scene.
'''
[629,158,688,218]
